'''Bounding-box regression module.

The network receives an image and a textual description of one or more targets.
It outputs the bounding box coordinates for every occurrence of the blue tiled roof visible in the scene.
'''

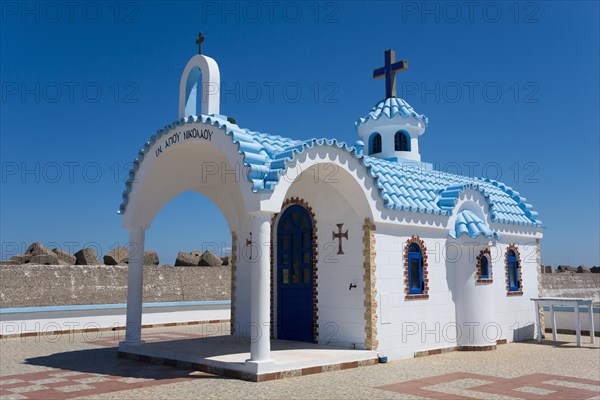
[118,115,542,229]
[365,158,541,226]
[355,98,429,128]
[450,209,498,239]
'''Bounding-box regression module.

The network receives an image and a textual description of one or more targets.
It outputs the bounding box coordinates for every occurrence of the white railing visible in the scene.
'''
[531,297,596,347]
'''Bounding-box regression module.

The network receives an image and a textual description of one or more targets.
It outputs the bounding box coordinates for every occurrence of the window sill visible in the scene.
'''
[405,294,429,300]
[476,278,493,284]
[507,291,523,296]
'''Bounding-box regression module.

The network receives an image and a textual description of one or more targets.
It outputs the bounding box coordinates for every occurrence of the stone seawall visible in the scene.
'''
[0,265,230,308]
[541,274,600,304]
[1,265,597,309]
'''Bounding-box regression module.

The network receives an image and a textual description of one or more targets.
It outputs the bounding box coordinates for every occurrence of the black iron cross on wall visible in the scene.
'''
[332,224,348,255]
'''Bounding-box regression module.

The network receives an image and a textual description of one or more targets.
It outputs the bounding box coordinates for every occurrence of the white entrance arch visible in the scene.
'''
[121,119,267,231]
[263,145,380,219]
[119,118,275,367]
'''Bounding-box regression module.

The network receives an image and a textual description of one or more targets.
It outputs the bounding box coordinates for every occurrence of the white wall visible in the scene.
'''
[375,225,457,360]
[232,162,542,358]
[232,216,252,337]
[544,306,599,334]
[452,237,497,348]
[374,223,540,360]
[489,239,539,343]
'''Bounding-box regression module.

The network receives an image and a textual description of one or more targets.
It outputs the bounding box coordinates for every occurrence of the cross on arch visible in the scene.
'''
[195,32,205,54]
[373,49,408,99]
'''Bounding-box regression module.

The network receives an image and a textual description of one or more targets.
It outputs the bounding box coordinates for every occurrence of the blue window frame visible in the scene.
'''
[480,255,490,279]
[507,250,520,291]
[370,133,382,154]
[394,131,410,151]
[407,243,424,294]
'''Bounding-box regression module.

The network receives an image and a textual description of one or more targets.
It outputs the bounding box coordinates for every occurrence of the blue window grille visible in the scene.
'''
[480,255,490,279]
[394,131,410,151]
[507,250,520,291]
[370,133,382,154]
[407,243,424,294]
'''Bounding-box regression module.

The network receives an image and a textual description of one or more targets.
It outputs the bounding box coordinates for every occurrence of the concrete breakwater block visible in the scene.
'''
[53,248,76,265]
[175,251,200,266]
[74,248,100,265]
[104,246,128,265]
[199,251,223,267]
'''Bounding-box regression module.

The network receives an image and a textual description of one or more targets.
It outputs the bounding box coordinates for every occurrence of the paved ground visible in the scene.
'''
[1,324,599,399]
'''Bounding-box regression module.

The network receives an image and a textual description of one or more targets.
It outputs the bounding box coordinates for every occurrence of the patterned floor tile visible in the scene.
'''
[426,378,501,399]
[0,367,203,400]
[2,325,598,399]
[48,372,87,378]
[55,384,96,393]
[544,379,600,392]
[9,384,49,393]
[116,377,150,384]
[516,386,557,395]
[0,393,28,400]
[73,376,111,384]
[29,378,68,385]
[0,379,25,385]
[377,372,600,400]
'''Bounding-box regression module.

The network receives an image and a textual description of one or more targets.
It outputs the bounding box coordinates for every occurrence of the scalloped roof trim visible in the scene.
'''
[118,115,541,230]
[355,97,429,128]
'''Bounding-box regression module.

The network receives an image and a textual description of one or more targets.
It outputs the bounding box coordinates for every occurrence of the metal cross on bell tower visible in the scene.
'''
[195,32,205,54]
[373,49,408,98]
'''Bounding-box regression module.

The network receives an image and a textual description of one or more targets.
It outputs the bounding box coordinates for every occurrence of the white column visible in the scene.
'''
[247,212,274,366]
[534,300,542,343]
[550,305,557,341]
[588,301,596,344]
[123,227,145,345]
[575,301,581,347]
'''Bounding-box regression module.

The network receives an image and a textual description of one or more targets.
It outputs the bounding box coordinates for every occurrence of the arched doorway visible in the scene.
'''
[276,204,314,342]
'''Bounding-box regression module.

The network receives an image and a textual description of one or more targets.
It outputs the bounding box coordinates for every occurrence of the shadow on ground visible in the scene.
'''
[25,346,224,380]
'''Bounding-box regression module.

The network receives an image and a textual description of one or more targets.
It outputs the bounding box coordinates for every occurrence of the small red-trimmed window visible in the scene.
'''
[507,250,520,291]
[480,255,490,279]
[408,243,424,294]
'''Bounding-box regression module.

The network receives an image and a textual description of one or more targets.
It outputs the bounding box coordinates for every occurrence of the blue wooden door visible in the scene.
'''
[277,205,313,342]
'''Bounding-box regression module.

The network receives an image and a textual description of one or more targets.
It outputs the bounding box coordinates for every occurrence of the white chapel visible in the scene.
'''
[117,37,544,378]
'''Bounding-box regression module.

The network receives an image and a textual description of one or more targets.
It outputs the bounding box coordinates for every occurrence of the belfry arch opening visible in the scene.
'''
[184,67,203,117]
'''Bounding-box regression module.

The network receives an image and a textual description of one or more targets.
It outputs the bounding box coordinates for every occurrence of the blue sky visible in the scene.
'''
[1,1,598,266]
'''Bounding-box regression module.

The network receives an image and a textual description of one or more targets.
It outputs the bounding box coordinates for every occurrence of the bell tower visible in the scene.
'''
[356,50,428,165]
[179,32,221,118]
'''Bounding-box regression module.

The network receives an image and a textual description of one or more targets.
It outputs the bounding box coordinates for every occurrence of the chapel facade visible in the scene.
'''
[118,45,543,363]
